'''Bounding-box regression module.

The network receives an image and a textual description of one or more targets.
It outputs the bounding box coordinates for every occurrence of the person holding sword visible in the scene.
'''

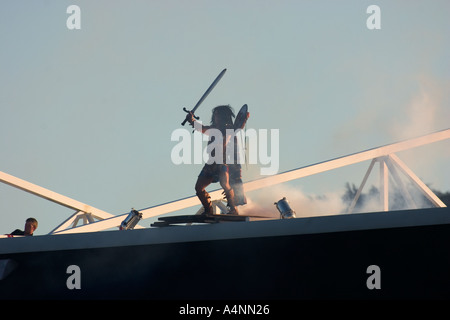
[185,105,249,215]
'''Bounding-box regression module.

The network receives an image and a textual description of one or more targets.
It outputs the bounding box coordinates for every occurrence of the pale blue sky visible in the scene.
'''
[1,1,449,234]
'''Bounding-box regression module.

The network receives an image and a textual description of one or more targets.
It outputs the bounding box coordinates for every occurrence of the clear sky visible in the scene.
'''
[1,0,449,235]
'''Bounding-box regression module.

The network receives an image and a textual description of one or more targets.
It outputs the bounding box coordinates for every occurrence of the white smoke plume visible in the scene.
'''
[239,184,347,219]
[389,76,449,141]
[238,76,450,219]
[387,76,450,191]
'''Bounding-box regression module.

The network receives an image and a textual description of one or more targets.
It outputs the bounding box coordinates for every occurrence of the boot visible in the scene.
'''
[196,190,213,216]
[223,188,239,215]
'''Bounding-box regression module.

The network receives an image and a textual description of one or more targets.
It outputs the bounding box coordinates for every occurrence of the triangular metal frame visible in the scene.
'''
[347,154,446,213]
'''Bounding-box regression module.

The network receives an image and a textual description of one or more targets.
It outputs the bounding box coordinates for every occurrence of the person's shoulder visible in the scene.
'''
[10,229,24,235]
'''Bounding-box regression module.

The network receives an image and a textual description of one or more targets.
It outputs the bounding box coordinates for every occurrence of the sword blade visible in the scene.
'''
[181,68,227,125]
[190,68,227,114]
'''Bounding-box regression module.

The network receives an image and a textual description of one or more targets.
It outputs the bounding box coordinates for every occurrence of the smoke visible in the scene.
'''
[236,76,450,219]
[389,76,449,141]
[239,184,347,218]
[387,76,450,190]
[238,176,441,220]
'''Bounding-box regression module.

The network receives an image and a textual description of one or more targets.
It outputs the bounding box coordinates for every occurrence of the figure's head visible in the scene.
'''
[24,217,38,235]
[211,105,235,127]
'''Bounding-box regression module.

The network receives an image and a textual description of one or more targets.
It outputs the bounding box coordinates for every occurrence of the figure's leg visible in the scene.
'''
[219,167,238,215]
[229,164,247,206]
[230,180,246,206]
[195,175,214,215]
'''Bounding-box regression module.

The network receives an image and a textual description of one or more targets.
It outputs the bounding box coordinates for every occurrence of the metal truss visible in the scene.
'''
[1,128,449,235]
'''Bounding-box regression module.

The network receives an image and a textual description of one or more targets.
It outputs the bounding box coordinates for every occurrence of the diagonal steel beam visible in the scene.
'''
[0,171,115,221]
[55,128,450,234]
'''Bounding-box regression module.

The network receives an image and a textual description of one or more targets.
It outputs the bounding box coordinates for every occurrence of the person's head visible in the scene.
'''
[24,217,38,236]
[211,105,235,128]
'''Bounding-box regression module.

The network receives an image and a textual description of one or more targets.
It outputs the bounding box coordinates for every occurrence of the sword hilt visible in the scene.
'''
[181,107,200,126]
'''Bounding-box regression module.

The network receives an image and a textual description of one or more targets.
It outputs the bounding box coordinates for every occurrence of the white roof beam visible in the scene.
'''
[55,128,450,234]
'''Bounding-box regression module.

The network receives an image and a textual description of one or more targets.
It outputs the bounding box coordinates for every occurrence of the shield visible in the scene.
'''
[234,104,248,129]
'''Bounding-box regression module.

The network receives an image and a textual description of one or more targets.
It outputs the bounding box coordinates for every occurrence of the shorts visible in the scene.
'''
[198,164,229,183]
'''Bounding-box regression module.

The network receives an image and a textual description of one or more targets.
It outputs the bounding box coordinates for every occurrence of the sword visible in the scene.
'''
[181,68,227,126]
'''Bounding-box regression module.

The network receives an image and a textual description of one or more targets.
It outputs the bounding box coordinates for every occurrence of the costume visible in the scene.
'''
[196,124,237,214]
[189,106,248,215]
